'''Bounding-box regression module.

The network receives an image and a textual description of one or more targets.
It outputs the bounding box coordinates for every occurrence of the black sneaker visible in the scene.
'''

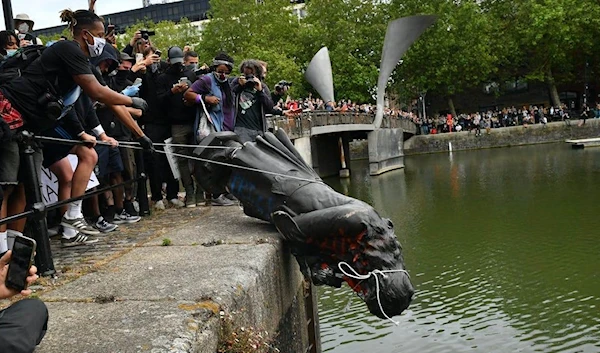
[61,216,101,235]
[61,233,100,247]
[93,216,118,233]
[124,200,139,216]
[211,195,237,206]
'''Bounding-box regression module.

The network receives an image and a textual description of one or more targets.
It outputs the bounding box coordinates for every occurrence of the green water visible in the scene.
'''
[319,143,600,353]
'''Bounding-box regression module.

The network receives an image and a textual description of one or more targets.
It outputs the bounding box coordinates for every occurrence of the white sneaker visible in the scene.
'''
[169,198,185,208]
[154,200,166,210]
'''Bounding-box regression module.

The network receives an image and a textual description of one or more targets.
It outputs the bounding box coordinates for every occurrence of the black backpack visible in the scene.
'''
[0,45,47,85]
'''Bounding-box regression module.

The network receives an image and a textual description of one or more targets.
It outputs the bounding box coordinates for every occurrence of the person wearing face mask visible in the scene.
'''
[156,46,199,207]
[13,13,42,46]
[184,52,237,206]
[135,47,181,209]
[0,9,151,249]
[92,51,143,226]
[184,51,199,72]
[184,52,236,133]
[0,30,19,59]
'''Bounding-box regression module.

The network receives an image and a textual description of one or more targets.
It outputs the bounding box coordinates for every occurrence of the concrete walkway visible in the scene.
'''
[22,206,306,353]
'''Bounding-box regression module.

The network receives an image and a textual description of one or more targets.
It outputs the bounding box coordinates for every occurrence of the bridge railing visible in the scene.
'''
[266,111,417,139]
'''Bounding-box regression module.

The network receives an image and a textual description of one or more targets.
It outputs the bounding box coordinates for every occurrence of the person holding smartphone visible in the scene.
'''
[0,250,48,352]
[156,46,199,207]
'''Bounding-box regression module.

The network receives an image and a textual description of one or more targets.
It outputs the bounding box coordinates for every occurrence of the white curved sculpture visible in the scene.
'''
[305,47,335,104]
[373,15,437,128]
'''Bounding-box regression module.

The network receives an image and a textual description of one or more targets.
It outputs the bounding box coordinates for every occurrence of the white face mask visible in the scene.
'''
[5,49,17,57]
[213,71,228,83]
[85,31,106,58]
[17,23,30,33]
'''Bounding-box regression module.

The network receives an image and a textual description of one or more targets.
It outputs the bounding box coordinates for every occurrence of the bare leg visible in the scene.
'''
[7,184,27,232]
[49,158,73,217]
[0,185,14,232]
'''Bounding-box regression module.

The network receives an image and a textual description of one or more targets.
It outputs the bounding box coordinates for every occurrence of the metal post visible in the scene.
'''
[2,0,14,32]
[18,132,55,276]
[584,61,589,106]
[305,282,322,353]
[135,149,150,216]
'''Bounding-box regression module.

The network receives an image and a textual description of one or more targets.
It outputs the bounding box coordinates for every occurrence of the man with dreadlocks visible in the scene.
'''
[0,8,151,250]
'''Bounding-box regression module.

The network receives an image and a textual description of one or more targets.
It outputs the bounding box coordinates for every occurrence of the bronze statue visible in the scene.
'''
[194,130,413,320]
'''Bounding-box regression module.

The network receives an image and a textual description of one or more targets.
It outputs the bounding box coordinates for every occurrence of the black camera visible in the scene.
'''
[140,29,156,40]
[244,74,257,88]
[37,91,64,121]
[275,80,293,92]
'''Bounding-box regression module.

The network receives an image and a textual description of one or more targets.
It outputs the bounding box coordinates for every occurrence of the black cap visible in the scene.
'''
[120,52,135,63]
[168,46,184,64]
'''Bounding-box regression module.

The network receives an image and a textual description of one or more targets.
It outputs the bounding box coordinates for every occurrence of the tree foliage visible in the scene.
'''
[197,0,303,94]
[37,0,600,111]
[389,0,500,108]
[117,18,202,55]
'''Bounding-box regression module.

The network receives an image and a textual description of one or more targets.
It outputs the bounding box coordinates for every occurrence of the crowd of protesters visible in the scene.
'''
[414,104,600,136]
[271,91,416,122]
[0,7,283,255]
[0,8,284,351]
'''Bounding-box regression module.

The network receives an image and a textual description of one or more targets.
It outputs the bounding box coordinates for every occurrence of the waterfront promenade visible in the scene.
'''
[1,207,308,353]
[404,119,600,155]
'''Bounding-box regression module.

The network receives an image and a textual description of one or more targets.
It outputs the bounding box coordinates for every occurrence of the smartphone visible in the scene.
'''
[135,53,144,63]
[179,77,190,86]
[107,24,115,36]
[155,49,162,57]
[5,234,36,292]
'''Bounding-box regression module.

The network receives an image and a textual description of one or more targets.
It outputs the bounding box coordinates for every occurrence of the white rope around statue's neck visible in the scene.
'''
[338,261,410,326]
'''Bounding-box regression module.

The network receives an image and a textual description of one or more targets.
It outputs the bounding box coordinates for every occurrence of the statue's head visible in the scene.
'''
[347,216,414,320]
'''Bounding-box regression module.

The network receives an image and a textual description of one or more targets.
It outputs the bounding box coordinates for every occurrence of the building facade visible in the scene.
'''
[33,0,211,37]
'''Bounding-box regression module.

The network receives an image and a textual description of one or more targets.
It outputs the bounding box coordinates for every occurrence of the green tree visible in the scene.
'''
[389,0,499,116]
[298,0,389,103]
[483,0,600,107]
[38,27,72,44]
[117,18,202,56]
[197,0,303,93]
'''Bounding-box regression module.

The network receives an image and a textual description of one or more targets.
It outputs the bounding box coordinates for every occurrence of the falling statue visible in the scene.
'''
[193,130,413,320]
[193,14,436,321]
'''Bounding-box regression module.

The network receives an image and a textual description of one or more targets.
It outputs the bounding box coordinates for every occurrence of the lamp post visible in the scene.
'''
[2,0,14,31]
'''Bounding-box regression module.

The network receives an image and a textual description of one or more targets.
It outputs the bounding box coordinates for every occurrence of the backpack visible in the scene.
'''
[0,45,47,85]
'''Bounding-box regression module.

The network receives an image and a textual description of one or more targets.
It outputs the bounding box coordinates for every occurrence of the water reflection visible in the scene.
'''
[321,143,600,353]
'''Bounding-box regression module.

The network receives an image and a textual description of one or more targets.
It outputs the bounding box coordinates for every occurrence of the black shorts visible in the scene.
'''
[41,125,75,168]
[95,144,124,177]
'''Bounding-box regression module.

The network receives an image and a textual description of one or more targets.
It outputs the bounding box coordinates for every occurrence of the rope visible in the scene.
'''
[337,261,410,326]
[118,141,234,149]
[34,135,323,184]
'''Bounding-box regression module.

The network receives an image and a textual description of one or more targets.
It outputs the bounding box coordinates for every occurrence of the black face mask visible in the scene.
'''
[115,70,130,80]
[169,63,183,73]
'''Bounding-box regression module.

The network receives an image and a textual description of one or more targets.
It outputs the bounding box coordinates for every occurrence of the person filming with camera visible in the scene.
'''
[230,60,274,143]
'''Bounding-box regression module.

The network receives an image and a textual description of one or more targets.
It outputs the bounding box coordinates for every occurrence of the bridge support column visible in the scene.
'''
[310,134,345,178]
[368,128,404,175]
[293,136,313,168]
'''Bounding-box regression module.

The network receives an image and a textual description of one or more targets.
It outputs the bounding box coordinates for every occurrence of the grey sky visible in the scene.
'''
[0,0,142,30]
